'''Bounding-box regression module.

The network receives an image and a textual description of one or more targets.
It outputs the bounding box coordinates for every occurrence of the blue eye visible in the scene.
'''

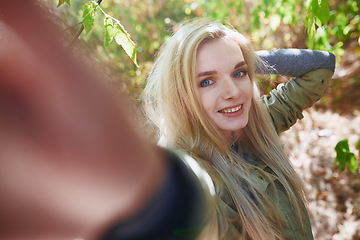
[234,71,247,78]
[200,79,214,87]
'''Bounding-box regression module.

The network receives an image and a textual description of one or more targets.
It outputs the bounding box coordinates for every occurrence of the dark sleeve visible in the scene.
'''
[99,150,214,240]
[255,49,335,77]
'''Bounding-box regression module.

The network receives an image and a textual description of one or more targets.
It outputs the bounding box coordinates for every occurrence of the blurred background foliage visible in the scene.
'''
[44,0,360,105]
[38,1,360,238]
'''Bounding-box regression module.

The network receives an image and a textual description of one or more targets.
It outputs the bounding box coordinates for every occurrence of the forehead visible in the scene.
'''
[196,37,245,73]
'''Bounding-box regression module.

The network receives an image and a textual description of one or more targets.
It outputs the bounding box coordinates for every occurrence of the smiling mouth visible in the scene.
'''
[218,104,242,113]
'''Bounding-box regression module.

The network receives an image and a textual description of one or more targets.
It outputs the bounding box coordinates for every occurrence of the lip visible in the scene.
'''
[218,104,244,117]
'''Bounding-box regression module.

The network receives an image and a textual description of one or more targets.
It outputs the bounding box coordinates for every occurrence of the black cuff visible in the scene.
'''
[100,150,207,240]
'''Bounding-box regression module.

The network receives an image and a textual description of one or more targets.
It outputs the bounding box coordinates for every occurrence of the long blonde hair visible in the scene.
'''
[142,19,308,240]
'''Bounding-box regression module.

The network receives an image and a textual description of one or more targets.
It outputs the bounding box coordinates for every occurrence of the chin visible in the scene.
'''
[231,120,249,132]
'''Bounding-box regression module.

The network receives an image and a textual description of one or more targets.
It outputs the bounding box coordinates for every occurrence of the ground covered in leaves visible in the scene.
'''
[281,108,360,240]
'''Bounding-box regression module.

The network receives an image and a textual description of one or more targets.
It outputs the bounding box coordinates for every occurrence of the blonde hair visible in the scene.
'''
[142,19,308,240]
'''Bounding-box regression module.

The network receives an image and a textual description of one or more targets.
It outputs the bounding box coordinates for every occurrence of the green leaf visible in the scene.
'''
[104,17,114,49]
[311,0,319,13]
[335,139,350,152]
[306,0,329,28]
[305,0,313,10]
[317,0,330,25]
[58,0,71,7]
[310,0,329,25]
[114,24,138,67]
[335,139,349,172]
[348,153,358,174]
[315,16,322,28]
[83,2,97,35]
[334,139,359,173]
[306,12,314,36]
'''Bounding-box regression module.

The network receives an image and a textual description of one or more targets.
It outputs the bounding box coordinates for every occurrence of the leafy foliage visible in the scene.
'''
[54,0,359,101]
[305,0,330,43]
[334,139,359,174]
[60,0,138,66]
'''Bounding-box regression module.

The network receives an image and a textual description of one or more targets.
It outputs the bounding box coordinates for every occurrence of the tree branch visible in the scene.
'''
[67,24,84,48]
[63,21,83,32]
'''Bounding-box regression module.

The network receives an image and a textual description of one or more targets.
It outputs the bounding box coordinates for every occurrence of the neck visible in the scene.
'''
[221,131,233,145]
[222,130,242,146]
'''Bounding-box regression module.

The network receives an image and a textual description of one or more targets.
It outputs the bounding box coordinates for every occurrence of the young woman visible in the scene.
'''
[142,19,335,240]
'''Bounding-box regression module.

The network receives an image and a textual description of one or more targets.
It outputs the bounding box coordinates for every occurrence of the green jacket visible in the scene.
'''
[263,69,334,135]
[219,69,334,240]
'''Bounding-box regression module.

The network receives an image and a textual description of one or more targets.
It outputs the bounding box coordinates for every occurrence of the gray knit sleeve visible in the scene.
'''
[255,49,335,77]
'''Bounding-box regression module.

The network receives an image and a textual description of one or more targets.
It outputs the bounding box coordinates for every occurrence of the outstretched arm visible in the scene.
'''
[0,1,169,239]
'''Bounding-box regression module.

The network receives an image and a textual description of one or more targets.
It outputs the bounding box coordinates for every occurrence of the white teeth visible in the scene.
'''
[220,105,242,113]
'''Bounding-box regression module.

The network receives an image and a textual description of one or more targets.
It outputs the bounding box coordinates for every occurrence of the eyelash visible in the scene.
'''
[199,70,247,87]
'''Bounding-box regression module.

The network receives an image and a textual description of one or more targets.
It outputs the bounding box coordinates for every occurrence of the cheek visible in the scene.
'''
[198,92,218,125]
[244,80,254,100]
[198,90,212,112]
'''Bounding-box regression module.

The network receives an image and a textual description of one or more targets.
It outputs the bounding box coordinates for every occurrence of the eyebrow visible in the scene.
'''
[235,61,247,69]
[197,61,247,78]
[197,70,217,78]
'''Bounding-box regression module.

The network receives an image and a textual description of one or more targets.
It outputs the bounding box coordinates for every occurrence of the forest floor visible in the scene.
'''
[281,108,360,240]
[279,43,360,240]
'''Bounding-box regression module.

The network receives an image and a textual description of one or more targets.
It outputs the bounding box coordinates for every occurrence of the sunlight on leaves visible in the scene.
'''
[83,1,96,35]
[115,24,138,67]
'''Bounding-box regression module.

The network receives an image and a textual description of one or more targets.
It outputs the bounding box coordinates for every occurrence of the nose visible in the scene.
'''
[221,76,241,100]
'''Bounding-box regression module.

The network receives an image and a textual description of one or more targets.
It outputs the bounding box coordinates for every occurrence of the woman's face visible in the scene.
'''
[196,37,253,141]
